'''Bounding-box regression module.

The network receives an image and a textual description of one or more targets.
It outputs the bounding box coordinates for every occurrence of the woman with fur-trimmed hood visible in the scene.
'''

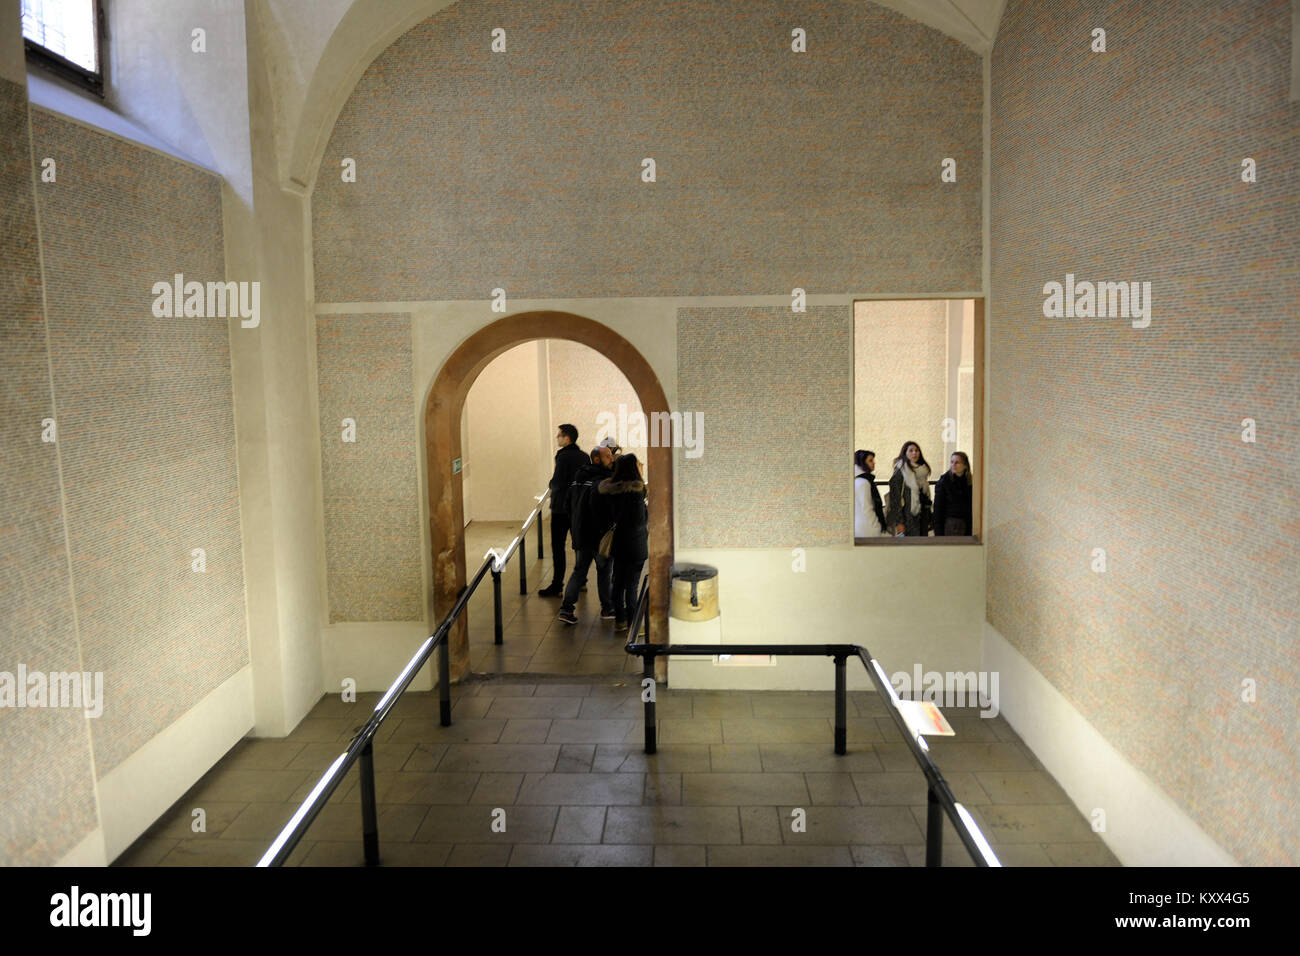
[887,440,932,537]
[598,453,648,631]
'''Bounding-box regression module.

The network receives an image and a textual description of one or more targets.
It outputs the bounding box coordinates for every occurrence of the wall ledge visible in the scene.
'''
[27,69,216,174]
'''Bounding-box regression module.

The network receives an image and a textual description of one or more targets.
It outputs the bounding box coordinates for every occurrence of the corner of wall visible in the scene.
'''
[982,621,1238,866]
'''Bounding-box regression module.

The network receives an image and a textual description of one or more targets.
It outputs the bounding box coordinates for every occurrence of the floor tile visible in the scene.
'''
[708,845,854,866]
[400,743,450,771]
[722,718,840,744]
[709,744,764,772]
[389,717,506,744]
[300,841,451,867]
[873,741,1036,772]
[681,773,810,806]
[445,844,514,866]
[758,745,883,773]
[144,801,248,840]
[805,773,862,805]
[219,739,308,771]
[516,772,645,805]
[1043,842,1122,866]
[849,845,910,866]
[112,838,179,867]
[221,802,300,841]
[381,772,481,805]
[749,693,839,718]
[509,844,653,866]
[603,807,741,845]
[691,695,753,718]
[974,771,1071,805]
[499,719,553,743]
[739,806,782,845]
[186,768,313,804]
[655,845,706,866]
[657,718,723,744]
[971,803,1097,844]
[414,805,557,844]
[778,805,923,845]
[468,772,523,805]
[552,806,608,843]
[437,744,560,773]
[554,743,596,772]
[546,719,637,743]
[486,696,583,719]
[644,771,681,805]
[598,745,713,773]
[158,839,280,867]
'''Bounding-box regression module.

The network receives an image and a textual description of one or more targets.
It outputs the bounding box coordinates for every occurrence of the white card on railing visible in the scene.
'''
[896,699,955,737]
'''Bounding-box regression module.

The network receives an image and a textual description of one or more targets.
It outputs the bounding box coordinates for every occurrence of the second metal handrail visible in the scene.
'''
[622,576,1001,868]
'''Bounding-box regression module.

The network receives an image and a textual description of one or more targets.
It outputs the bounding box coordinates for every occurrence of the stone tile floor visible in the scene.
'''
[114,677,1119,867]
[112,518,1119,867]
[461,519,644,676]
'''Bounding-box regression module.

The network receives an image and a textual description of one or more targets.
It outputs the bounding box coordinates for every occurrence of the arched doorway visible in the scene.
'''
[424,312,672,682]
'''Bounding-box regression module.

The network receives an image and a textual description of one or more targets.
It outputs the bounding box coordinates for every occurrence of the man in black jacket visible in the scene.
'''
[539,423,587,596]
[557,445,615,623]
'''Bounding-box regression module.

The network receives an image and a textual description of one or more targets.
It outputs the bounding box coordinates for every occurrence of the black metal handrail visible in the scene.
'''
[257,488,550,867]
[622,576,1001,868]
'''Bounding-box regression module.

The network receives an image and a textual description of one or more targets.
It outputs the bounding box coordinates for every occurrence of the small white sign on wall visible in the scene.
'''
[452,457,462,474]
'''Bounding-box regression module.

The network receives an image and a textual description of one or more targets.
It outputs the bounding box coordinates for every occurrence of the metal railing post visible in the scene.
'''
[492,568,503,645]
[360,739,379,865]
[537,507,544,556]
[519,535,527,594]
[642,652,657,755]
[926,784,943,867]
[833,653,847,756]
[438,632,452,727]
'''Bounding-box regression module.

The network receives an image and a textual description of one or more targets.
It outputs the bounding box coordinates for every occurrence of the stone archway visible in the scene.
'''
[424,312,672,681]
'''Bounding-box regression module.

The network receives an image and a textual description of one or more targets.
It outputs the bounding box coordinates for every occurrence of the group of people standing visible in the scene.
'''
[536,423,648,630]
[855,441,973,537]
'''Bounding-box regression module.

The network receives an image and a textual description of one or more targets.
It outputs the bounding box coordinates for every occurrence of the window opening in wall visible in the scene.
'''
[852,298,983,544]
[22,0,104,96]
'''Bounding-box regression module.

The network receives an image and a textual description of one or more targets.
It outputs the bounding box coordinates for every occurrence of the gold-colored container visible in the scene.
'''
[669,565,719,621]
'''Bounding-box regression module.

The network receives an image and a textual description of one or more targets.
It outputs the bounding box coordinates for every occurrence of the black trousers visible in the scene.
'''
[548,511,571,587]
[612,559,645,623]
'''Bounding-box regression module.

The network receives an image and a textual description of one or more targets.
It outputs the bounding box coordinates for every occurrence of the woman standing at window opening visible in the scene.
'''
[933,451,973,536]
[887,441,932,537]
[854,450,888,537]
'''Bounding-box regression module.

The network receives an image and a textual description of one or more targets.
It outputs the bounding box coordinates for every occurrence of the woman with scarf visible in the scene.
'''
[887,440,932,537]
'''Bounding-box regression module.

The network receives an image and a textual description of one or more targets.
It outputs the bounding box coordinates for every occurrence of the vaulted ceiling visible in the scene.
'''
[873,0,1008,54]
[264,0,1008,190]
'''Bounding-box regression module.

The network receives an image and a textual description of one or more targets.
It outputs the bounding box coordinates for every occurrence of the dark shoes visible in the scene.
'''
[600,609,616,620]
[614,618,628,632]
[537,584,562,597]
[558,609,579,625]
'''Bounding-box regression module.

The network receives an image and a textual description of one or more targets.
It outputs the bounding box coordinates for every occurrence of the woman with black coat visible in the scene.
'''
[886,440,933,537]
[933,451,973,536]
[597,453,649,630]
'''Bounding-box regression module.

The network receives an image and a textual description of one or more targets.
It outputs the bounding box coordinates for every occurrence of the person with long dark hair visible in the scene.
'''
[597,453,648,631]
[887,440,932,537]
[854,449,887,537]
[933,451,973,536]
